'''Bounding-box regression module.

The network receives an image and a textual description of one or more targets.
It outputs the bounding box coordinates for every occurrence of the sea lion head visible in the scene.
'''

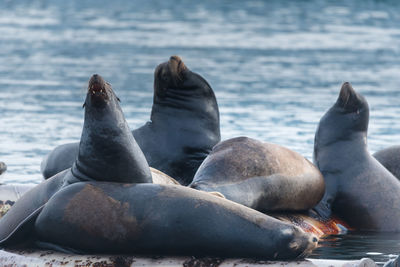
[154,55,187,96]
[277,226,318,259]
[335,82,369,132]
[83,74,120,110]
[152,56,217,110]
[314,82,369,150]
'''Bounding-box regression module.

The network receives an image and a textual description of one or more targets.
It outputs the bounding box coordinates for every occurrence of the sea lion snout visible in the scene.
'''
[154,56,187,95]
[89,74,106,92]
[168,55,187,79]
[337,82,364,112]
[304,234,319,255]
[87,74,109,102]
[289,229,318,258]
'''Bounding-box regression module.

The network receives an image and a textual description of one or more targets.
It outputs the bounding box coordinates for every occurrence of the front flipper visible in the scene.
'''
[0,171,66,246]
[191,173,324,212]
[311,197,333,221]
[0,206,44,246]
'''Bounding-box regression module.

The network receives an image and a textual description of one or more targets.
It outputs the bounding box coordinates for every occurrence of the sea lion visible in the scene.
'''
[0,183,348,239]
[0,76,317,260]
[0,162,6,175]
[0,74,152,246]
[40,56,221,185]
[190,137,325,212]
[373,146,400,179]
[34,182,317,259]
[313,82,400,232]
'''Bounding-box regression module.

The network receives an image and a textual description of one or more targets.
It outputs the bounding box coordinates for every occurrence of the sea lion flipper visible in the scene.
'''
[0,205,44,245]
[0,173,65,245]
[312,201,332,221]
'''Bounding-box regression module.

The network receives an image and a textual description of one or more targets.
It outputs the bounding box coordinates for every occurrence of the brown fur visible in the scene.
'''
[191,137,325,212]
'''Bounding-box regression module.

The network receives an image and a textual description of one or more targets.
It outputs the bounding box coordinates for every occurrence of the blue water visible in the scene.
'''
[0,0,400,263]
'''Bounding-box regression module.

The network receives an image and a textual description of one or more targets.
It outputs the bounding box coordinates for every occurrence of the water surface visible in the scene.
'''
[312,232,400,265]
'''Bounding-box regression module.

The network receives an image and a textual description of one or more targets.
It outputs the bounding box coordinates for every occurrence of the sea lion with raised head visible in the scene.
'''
[313,82,400,231]
[40,56,220,185]
[190,137,325,212]
[0,74,152,246]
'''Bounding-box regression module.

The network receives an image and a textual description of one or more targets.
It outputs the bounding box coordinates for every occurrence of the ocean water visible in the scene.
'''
[0,0,400,263]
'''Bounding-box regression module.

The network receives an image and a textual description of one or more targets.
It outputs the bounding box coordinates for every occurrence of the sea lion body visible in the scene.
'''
[40,144,78,179]
[190,137,325,212]
[35,182,317,259]
[41,56,220,185]
[313,83,400,232]
[373,145,400,179]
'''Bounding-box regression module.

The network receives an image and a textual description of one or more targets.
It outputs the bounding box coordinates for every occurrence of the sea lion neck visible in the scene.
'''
[70,75,152,184]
